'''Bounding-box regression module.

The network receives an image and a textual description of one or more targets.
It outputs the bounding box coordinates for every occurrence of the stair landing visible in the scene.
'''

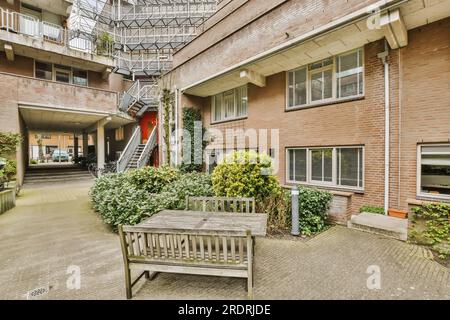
[348,212,408,241]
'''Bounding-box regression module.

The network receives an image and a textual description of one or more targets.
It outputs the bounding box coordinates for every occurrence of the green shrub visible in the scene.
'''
[211,150,281,202]
[0,132,21,156]
[126,166,180,193]
[161,172,214,209]
[179,107,207,173]
[90,173,152,229]
[360,205,385,215]
[297,187,333,235]
[259,189,291,230]
[410,203,450,259]
[90,169,213,230]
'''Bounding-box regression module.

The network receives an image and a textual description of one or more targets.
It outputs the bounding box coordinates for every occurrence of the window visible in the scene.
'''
[73,69,88,86]
[287,146,364,190]
[418,145,450,199]
[212,85,247,122]
[287,48,364,108]
[54,64,71,83]
[115,126,124,141]
[34,61,88,86]
[35,61,52,80]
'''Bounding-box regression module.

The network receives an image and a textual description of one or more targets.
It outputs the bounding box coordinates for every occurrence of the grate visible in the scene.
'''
[27,286,49,300]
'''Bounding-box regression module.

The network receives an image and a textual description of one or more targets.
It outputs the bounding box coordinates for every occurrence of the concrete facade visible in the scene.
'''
[164,0,450,222]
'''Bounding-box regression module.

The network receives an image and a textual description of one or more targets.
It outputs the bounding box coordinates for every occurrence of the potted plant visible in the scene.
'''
[388,208,408,219]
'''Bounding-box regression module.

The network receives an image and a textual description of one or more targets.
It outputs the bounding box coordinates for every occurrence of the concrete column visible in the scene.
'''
[97,122,105,174]
[74,134,79,160]
[82,132,88,157]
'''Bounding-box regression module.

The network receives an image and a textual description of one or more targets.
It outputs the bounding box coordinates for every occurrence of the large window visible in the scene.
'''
[34,61,88,86]
[287,48,364,108]
[287,146,364,190]
[418,145,450,199]
[212,85,247,123]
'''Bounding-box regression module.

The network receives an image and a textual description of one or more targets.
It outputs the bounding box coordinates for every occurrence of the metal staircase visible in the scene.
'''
[116,126,158,172]
[126,144,145,170]
[119,79,159,117]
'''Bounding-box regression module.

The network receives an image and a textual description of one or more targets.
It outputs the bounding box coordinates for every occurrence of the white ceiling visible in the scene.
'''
[19,106,134,133]
[184,0,450,97]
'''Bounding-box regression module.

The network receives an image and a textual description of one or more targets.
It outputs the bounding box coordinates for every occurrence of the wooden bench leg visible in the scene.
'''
[147,271,158,281]
[124,267,132,299]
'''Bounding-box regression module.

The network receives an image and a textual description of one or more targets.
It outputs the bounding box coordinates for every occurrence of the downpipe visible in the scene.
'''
[378,40,390,215]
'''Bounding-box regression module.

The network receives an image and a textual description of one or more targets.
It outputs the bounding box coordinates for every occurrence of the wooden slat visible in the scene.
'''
[239,238,244,263]
[155,234,161,258]
[230,237,236,262]
[148,234,154,257]
[192,236,197,260]
[161,234,168,258]
[199,236,205,260]
[126,232,134,256]
[215,236,220,262]
[169,234,176,258]
[207,236,212,260]
[185,235,190,259]
[222,236,228,263]
[141,233,147,256]
[177,234,183,258]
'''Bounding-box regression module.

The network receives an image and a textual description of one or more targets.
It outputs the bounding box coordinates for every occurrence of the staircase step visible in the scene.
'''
[348,212,408,241]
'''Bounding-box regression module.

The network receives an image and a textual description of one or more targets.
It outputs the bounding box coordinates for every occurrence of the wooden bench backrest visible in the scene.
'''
[119,225,252,266]
[185,196,256,213]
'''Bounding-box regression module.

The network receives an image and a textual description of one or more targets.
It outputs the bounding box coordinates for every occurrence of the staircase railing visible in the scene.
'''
[117,126,141,172]
[137,126,158,169]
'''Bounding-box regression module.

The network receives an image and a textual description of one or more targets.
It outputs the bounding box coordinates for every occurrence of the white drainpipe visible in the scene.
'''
[378,40,390,214]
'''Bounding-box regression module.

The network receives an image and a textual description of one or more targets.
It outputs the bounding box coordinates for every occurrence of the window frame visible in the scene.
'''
[286,145,365,192]
[286,48,365,110]
[211,85,248,124]
[34,60,89,87]
[416,143,450,201]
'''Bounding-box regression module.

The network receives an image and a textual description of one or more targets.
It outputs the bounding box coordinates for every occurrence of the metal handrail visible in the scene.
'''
[117,126,141,172]
[137,126,157,169]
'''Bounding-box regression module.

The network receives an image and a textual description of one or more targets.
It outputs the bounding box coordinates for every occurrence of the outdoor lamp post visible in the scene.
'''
[291,185,300,236]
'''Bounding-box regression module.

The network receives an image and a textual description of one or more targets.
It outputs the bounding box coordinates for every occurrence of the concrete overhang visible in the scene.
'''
[183,0,450,97]
[0,32,114,72]
[19,104,135,134]
[21,0,73,17]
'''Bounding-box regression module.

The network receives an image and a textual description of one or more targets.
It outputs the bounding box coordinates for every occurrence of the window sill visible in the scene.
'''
[284,181,363,195]
[285,95,365,112]
[411,195,450,204]
[210,116,248,125]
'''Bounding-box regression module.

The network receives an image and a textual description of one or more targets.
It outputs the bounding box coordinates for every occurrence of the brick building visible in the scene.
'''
[163,0,450,222]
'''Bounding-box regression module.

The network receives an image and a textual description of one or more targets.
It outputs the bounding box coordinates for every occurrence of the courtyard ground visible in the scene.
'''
[0,180,448,300]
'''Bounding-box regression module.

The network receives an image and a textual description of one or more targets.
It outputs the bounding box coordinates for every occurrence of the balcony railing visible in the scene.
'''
[0,7,113,57]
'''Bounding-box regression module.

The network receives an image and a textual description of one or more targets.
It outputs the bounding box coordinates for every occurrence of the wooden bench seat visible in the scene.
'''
[119,226,254,299]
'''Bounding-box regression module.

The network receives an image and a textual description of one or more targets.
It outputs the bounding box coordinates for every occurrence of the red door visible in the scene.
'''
[140,111,158,142]
[139,111,159,167]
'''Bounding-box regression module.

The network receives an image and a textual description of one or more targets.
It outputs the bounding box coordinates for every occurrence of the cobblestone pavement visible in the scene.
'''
[0,181,448,300]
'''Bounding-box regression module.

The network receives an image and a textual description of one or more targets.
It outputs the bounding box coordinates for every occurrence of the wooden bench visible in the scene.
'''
[186,196,256,213]
[119,225,255,299]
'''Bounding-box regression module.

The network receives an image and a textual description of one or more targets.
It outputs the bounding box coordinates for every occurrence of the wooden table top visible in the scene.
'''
[136,210,268,237]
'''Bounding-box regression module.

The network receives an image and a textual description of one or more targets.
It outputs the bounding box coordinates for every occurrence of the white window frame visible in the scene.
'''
[416,143,450,201]
[286,146,365,191]
[211,85,248,123]
[286,48,365,110]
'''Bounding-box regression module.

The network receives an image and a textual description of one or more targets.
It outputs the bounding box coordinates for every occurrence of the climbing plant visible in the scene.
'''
[180,107,207,172]
[0,132,21,156]
[161,89,172,166]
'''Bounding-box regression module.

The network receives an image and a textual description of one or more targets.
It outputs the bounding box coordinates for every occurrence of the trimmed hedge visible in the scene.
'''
[90,167,213,230]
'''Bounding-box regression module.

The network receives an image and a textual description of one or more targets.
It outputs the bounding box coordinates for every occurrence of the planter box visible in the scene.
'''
[388,208,408,219]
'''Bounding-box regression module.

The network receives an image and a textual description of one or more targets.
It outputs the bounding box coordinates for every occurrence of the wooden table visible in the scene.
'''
[137,210,268,237]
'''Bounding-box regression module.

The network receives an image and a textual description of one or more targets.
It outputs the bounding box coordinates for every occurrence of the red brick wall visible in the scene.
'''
[179,19,450,217]
[398,18,450,208]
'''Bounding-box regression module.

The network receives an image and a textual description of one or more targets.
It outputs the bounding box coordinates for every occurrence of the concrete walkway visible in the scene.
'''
[0,181,448,300]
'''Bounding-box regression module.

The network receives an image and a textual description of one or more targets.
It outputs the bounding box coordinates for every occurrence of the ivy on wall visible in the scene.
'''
[180,107,207,173]
[161,89,171,166]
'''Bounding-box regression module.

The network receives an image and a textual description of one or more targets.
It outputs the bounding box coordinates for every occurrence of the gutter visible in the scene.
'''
[180,0,408,92]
